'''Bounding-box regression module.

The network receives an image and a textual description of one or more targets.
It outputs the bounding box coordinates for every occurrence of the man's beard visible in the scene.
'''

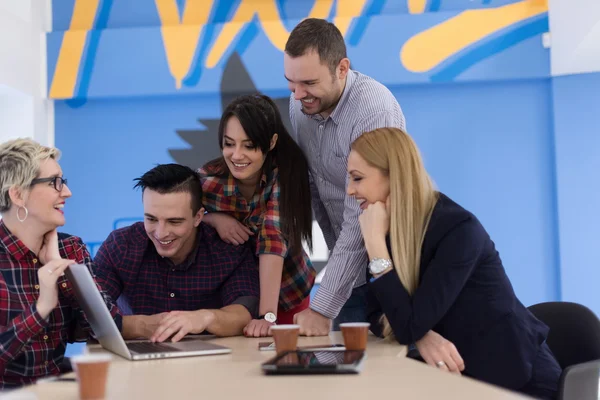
[300,97,334,116]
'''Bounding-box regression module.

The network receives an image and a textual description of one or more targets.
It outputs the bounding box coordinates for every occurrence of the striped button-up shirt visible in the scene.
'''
[289,70,405,319]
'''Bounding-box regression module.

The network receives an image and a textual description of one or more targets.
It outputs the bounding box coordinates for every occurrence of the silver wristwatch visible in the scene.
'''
[369,258,393,275]
[260,312,277,324]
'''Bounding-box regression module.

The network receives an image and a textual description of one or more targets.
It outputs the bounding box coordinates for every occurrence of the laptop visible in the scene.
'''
[65,263,232,360]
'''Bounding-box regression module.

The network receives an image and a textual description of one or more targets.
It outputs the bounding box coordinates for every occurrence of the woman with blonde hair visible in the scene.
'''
[0,138,120,389]
[347,128,561,399]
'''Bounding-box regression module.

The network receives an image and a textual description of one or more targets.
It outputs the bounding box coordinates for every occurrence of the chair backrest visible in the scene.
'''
[528,302,600,369]
[558,360,600,400]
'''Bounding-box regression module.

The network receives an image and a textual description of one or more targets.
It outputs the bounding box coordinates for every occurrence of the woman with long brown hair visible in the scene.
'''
[199,94,315,337]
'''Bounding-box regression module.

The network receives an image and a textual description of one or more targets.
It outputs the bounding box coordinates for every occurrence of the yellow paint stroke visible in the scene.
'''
[334,0,369,36]
[155,0,213,88]
[408,0,427,15]
[49,0,99,99]
[207,0,369,68]
[401,0,548,73]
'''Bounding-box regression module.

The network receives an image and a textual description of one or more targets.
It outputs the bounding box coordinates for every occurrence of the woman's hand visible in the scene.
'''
[415,330,465,374]
[36,259,76,319]
[358,198,391,241]
[204,213,254,245]
[38,229,61,264]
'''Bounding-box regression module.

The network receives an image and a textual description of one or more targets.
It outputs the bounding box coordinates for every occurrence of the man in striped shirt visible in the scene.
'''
[284,18,406,335]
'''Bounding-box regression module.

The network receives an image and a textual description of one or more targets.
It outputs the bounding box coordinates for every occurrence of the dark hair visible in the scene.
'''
[285,18,347,73]
[133,164,203,214]
[203,94,313,253]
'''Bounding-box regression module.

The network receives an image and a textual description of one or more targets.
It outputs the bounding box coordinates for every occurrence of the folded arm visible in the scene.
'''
[369,219,483,344]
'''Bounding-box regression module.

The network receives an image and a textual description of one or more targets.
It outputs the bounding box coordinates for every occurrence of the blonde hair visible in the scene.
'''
[0,138,61,213]
[351,128,438,338]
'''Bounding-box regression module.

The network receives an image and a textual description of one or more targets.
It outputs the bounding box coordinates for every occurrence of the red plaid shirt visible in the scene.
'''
[0,221,121,389]
[198,166,315,311]
[92,222,259,316]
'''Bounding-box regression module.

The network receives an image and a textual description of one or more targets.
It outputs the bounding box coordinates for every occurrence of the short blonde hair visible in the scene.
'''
[0,138,61,213]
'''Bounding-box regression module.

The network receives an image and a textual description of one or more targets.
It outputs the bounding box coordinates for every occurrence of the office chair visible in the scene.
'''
[529,301,600,400]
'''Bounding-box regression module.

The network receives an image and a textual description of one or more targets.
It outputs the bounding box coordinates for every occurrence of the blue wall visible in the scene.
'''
[552,72,600,315]
[55,78,560,309]
[396,80,560,306]
[50,0,599,316]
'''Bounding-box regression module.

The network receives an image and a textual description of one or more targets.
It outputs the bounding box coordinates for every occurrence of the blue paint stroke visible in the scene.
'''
[66,0,114,108]
[233,16,260,59]
[176,0,186,17]
[430,14,548,82]
[348,0,387,46]
[183,0,241,87]
[428,0,442,12]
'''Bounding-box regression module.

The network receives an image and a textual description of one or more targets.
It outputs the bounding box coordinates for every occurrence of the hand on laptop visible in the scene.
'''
[150,310,215,343]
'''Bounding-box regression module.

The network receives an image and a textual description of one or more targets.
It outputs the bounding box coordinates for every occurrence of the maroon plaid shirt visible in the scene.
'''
[0,221,121,389]
[92,222,259,316]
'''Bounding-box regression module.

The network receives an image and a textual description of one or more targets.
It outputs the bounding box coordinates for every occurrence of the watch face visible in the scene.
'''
[264,312,277,323]
[369,259,391,274]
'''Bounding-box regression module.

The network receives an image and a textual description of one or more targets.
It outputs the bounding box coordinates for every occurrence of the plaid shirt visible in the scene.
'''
[198,166,316,311]
[0,221,121,389]
[92,222,259,316]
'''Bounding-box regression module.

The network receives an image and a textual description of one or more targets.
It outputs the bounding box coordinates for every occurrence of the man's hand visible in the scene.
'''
[415,330,465,374]
[135,313,168,339]
[150,310,215,343]
[243,319,274,337]
[293,309,331,336]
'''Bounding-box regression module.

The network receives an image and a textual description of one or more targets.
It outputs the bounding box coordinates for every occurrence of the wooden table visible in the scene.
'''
[14,333,532,400]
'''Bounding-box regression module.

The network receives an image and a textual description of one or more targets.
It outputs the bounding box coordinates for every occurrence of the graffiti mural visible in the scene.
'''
[168,52,293,169]
[48,1,560,307]
[47,0,549,102]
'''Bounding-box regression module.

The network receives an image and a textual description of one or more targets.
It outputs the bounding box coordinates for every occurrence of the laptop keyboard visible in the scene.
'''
[127,341,180,354]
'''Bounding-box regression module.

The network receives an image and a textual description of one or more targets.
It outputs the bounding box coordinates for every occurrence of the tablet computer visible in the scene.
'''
[261,350,366,375]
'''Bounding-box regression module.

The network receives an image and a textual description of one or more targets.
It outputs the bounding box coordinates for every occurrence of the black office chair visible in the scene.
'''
[528,301,600,369]
[528,302,600,400]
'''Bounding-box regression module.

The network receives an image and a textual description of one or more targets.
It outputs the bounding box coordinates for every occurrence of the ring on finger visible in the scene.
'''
[436,361,446,368]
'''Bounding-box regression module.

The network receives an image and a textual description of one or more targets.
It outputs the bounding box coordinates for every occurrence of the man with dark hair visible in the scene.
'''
[93,164,259,341]
[284,18,406,335]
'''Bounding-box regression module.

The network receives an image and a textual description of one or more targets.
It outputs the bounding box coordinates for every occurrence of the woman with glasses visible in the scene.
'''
[0,138,121,389]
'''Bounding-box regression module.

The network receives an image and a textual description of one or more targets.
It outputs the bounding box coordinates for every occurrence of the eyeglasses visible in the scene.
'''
[30,176,68,192]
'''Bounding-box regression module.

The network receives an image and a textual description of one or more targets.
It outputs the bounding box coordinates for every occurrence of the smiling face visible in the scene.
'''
[24,158,72,230]
[143,189,203,265]
[284,50,348,117]
[346,150,390,210]
[221,116,268,185]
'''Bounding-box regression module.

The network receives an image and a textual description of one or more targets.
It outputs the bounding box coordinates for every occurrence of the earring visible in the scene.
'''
[16,206,28,223]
